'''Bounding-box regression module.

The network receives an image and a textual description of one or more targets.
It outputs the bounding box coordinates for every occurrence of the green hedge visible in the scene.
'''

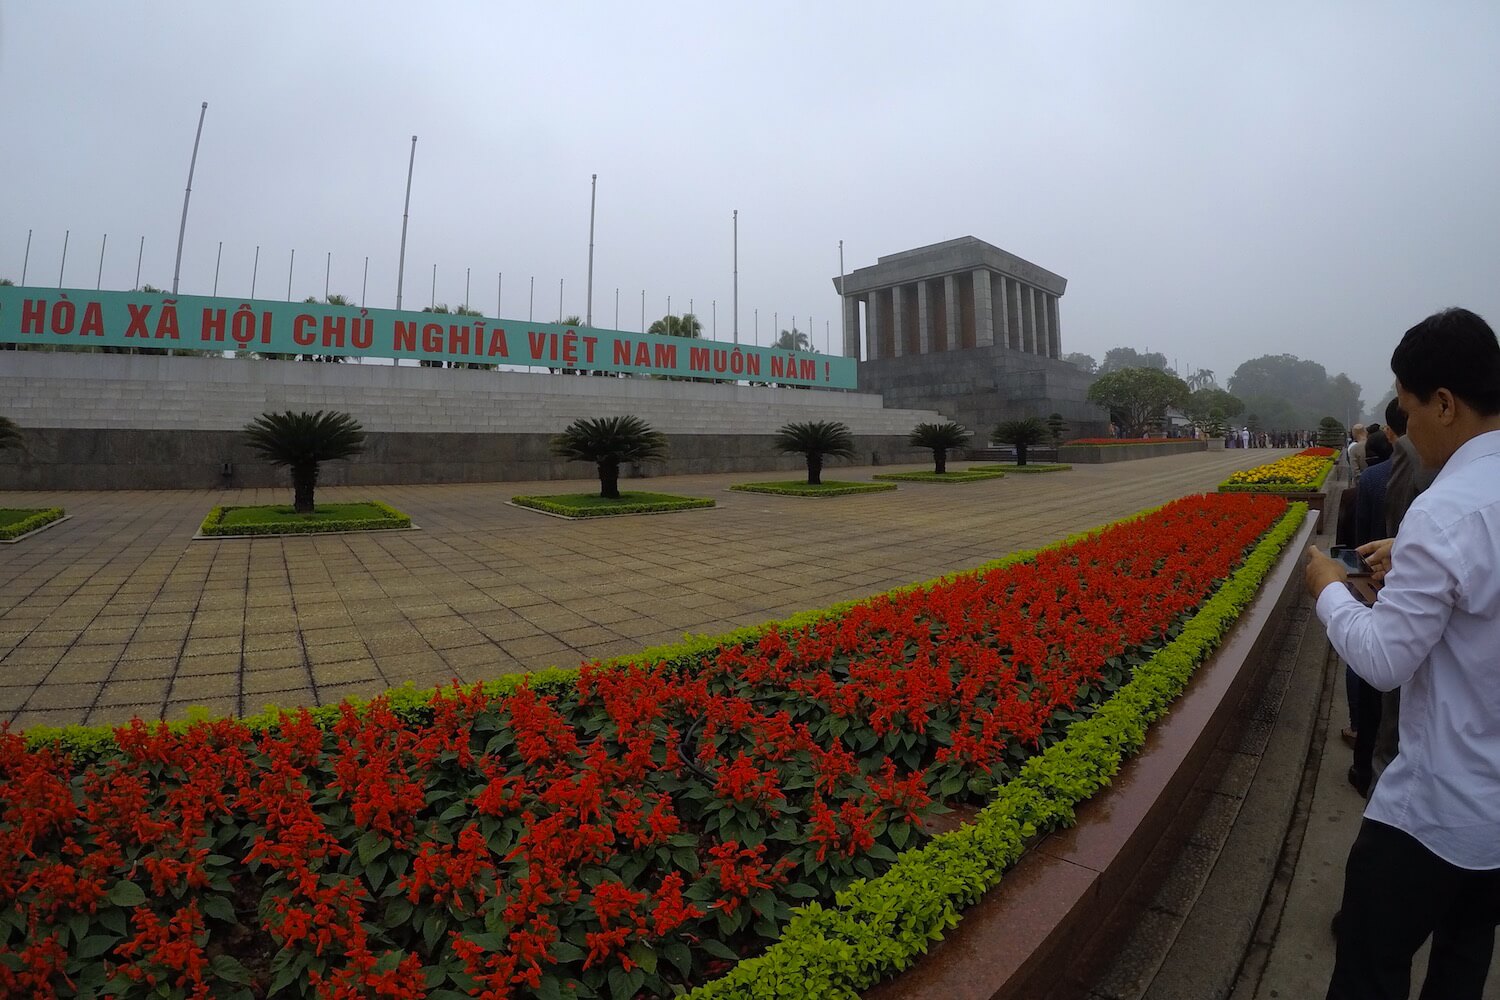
[511,493,715,517]
[730,481,898,497]
[684,502,1307,998]
[1217,460,1332,493]
[198,500,412,536]
[0,507,65,541]
[871,470,1006,483]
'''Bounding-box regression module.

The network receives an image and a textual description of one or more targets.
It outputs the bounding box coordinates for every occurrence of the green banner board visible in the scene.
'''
[0,286,856,388]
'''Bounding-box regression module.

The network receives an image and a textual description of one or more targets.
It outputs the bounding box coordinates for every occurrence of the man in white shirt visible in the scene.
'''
[1305,307,1500,999]
[1345,422,1368,477]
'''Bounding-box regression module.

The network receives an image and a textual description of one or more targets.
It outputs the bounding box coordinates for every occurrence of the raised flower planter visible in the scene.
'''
[1217,447,1336,531]
[0,506,66,542]
[5,495,1304,999]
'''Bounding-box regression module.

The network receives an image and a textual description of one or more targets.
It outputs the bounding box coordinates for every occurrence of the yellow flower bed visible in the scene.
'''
[1223,455,1330,487]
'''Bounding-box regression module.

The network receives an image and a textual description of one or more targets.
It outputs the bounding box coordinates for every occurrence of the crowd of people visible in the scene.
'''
[1303,307,1500,999]
[1224,428,1317,448]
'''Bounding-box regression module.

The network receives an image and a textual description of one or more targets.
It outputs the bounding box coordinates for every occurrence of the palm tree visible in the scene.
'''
[908,421,970,474]
[993,417,1048,467]
[242,411,366,514]
[774,421,855,485]
[552,416,667,499]
[773,328,813,352]
[648,314,702,339]
[0,416,23,453]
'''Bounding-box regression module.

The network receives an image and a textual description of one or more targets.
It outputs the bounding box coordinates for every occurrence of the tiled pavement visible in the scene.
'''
[0,448,1281,730]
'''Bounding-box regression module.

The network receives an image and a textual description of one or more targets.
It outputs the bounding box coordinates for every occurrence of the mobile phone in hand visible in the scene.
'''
[1329,546,1373,576]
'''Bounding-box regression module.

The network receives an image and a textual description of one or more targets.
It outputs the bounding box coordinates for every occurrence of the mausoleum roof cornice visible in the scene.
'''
[834,236,1066,297]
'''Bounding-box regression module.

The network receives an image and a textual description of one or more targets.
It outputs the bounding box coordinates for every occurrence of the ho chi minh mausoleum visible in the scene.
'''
[836,237,1106,438]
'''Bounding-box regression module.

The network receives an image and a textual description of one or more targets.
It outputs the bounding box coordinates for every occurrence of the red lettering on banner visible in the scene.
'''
[351,318,373,349]
[745,353,760,376]
[292,314,316,347]
[798,359,816,380]
[19,299,45,334]
[582,335,597,362]
[527,331,546,359]
[125,304,151,338]
[561,332,577,364]
[486,328,509,357]
[201,308,226,341]
[614,340,633,365]
[422,323,443,353]
[80,301,104,337]
[394,320,417,351]
[448,324,470,355]
[654,343,676,368]
[153,301,180,340]
[322,316,346,349]
[689,346,710,371]
[770,355,785,378]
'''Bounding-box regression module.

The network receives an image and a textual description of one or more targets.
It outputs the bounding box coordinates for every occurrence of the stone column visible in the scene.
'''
[916,281,932,354]
[1024,286,1038,354]
[995,273,1010,348]
[842,295,860,358]
[1047,295,1061,357]
[944,274,960,351]
[892,284,908,357]
[1037,292,1051,358]
[866,290,882,360]
[973,269,995,347]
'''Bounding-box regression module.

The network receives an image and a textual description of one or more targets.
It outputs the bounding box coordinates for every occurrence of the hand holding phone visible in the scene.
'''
[1329,546,1373,576]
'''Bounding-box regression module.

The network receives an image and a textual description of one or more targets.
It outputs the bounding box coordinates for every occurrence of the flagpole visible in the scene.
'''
[586,173,597,326]
[396,135,417,309]
[97,234,108,290]
[172,101,208,294]
[732,209,738,344]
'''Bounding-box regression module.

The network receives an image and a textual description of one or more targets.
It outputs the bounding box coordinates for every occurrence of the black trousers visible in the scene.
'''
[1328,819,1500,999]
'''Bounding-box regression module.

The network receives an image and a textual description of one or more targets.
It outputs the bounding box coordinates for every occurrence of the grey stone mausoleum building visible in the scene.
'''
[836,237,1107,439]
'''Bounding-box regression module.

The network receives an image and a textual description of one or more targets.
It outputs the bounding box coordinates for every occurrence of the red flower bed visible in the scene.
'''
[0,494,1287,1000]
[1297,446,1337,457]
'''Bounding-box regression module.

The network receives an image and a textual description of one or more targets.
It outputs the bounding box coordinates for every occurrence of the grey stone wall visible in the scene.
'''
[856,344,1109,439]
[1057,441,1207,463]
[0,429,926,491]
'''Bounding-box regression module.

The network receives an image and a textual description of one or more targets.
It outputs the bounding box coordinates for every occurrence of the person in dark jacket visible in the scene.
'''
[1346,426,1393,794]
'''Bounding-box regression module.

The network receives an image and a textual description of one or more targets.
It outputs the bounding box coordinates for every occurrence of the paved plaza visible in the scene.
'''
[1,448,1277,730]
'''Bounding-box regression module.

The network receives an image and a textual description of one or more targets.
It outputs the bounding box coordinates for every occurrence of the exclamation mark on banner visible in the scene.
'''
[824,361,830,382]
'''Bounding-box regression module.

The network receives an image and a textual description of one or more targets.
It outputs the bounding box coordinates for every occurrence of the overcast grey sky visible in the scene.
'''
[3,1,1498,411]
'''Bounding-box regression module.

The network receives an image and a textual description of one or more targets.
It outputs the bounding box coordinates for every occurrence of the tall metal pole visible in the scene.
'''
[362,256,369,307]
[528,276,534,322]
[586,173,597,326]
[498,272,503,316]
[558,278,563,323]
[134,237,143,290]
[733,210,739,344]
[614,288,619,329]
[172,101,208,295]
[396,135,417,309]
[324,251,331,299]
[430,264,436,308]
[21,229,31,285]
[774,312,778,347]
[667,295,671,333]
[97,234,108,290]
[465,267,470,309]
[713,300,717,339]
[250,245,259,298]
[755,308,758,346]
[58,230,69,287]
[212,240,221,295]
[839,239,848,357]
[641,289,645,333]
[286,249,294,301]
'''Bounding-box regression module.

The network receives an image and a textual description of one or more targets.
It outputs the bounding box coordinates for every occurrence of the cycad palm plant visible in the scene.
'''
[0,416,23,453]
[993,417,1048,467]
[552,416,668,499]
[242,411,366,513]
[908,421,970,474]
[774,420,855,485]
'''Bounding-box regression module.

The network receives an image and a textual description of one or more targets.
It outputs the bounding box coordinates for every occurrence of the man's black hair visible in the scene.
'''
[1364,427,1393,464]
[1390,308,1500,416]
[1384,397,1407,435]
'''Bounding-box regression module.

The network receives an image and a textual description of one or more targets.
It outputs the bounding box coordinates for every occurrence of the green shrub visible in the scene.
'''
[198,501,410,536]
[730,481,895,497]
[512,492,714,517]
[870,470,1004,483]
[0,507,64,541]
